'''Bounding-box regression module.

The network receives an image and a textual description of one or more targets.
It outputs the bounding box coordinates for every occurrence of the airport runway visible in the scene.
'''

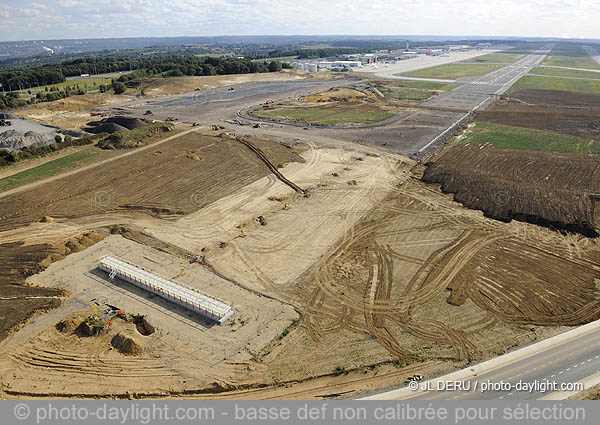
[415,45,552,156]
[114,47,552,156]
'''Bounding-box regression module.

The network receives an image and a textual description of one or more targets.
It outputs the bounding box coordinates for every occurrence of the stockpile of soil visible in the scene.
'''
[104,116,149,130]
[422,143,600,235]
[84,122,128,134]
[111,333,142,355]
[85,116,150,134]
[0,129,54,151]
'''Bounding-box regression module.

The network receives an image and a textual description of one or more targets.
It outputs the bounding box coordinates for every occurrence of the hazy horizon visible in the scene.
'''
[1,0,598,42]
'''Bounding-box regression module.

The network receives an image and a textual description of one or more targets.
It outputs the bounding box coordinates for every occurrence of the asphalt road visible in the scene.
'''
[406,327,600,400]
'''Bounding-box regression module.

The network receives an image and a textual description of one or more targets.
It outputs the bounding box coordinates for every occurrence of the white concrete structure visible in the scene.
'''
[99,255,234,324]
[318,60,362,69]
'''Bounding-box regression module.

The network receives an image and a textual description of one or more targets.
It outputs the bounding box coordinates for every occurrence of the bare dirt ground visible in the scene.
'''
[3,74,600,399]
[479,89,600,140]
[15,93,130,129]
[0,129,303,232]
[0,232,105,342]
[135,70,312,97]
[1,130,599,399]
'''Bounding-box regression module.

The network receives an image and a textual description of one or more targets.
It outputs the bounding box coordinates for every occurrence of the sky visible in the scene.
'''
[0,0,598,42]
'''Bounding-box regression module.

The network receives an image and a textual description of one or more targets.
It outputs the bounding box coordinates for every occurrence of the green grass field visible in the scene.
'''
[540,45,600,70]
[528,67,600,80]
[255,107,395,126]
[509,75,600,93]
[461,53,525,64]
[0,147,98,192]
[404,64,503,79]
[394,80,459,91]
[459,122,600,154]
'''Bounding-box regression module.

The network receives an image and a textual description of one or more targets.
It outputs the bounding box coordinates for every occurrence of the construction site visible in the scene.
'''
[2,43,600,400]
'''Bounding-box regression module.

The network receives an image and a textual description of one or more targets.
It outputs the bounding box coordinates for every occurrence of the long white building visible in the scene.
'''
[99,255,234,324]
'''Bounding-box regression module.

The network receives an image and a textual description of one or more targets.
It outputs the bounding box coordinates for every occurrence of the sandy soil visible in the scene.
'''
[0,129,303,231]
[15,93,130,129]
[136,70,310,98]
[0,235,297,397]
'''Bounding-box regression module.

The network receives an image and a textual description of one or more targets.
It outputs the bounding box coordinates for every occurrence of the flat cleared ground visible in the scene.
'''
[403,64,504,79]
[0,130,304,232]
[135,70,312,97]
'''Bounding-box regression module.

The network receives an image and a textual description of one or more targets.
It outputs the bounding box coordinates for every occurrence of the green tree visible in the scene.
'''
[112,81,126,94]
[268,61,282,72]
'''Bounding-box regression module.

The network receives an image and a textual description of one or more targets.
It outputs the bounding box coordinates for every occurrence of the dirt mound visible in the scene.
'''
[422,143,600,235]
[75,318,107,337]
[111,333,142,355]
[104,116,149,130]
[39,216,54,223]
[84,122,128,134]
[133,316,155,336]
[55,318,78,333]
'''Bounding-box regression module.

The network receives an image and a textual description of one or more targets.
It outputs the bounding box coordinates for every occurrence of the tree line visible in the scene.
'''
[0,55,287,92]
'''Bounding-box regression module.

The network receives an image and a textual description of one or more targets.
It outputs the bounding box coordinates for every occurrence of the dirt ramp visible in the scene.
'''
[423,143,600,235]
